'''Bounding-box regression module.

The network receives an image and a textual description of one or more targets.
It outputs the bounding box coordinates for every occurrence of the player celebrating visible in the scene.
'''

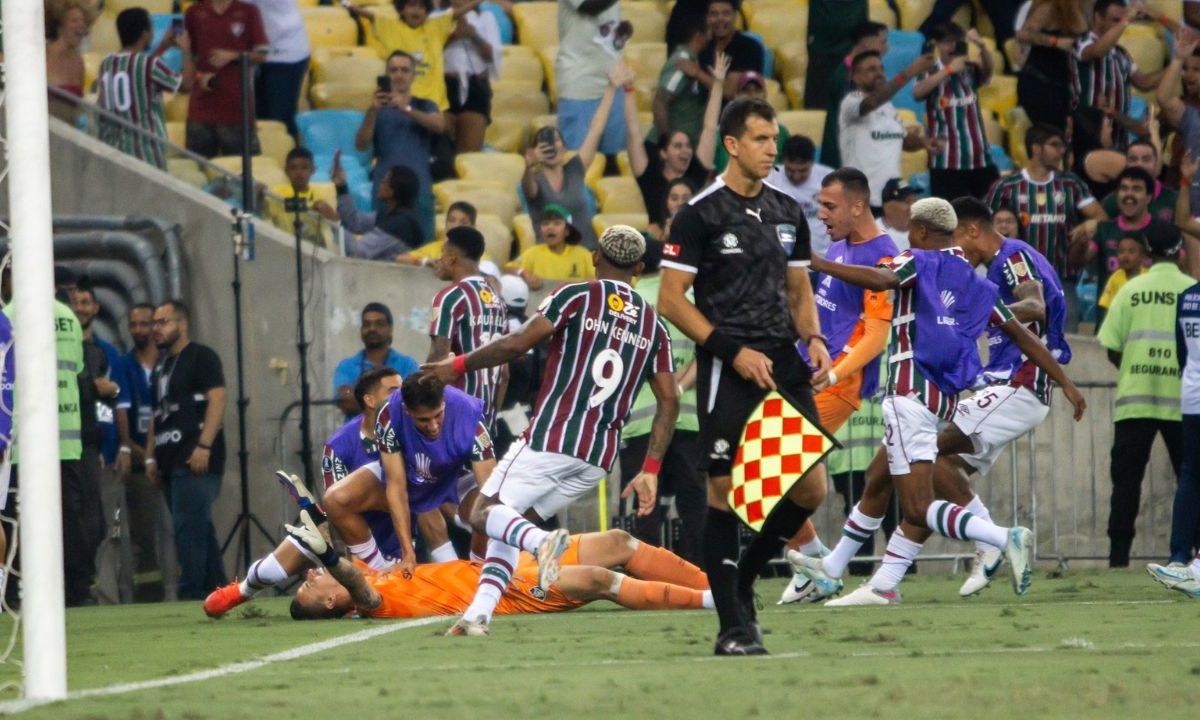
[793,198,1086,604]
[424,225,678,637]
[428,226,509,430]
[658,96,832,655]
[779,167,897,605]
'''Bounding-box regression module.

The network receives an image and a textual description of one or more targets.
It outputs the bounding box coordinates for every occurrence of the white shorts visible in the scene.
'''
[482,439,607,520]
[952,385,1048,475]
[881,395,940,476]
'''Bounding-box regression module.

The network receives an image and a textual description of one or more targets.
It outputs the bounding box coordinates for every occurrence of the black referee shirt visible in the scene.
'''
[662,177,812,352]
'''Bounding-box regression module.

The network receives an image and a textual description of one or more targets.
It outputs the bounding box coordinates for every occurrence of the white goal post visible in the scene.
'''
[2,0,68,701]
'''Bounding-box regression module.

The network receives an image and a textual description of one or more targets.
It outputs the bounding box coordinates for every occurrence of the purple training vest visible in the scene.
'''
[984,238,1072,380]
[911,249,1001,395]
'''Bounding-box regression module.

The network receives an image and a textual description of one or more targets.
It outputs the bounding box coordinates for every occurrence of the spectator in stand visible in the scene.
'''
[504,204,595,289]
[1076,1,1164,134]
[355,50,443,237]
[877,178,919,252]
[1098,222,1190,567]
[1097,235,1148,317]
[838,50,937,210]
[1090,140,1177,224]
[352,0,485,113]
[269,147,339,242]
[555,0,629,154]
[697,0,763,101]
[183,0,269,158]
[651,177,695,241]
[1171,152,1200,278]
[666,0,707,52]
[986,123,1105,278]
[711,70,789,173]
[805,0,868,110]
[1159,36,1200,211]
[1070,166,1166,296]
[820,20,889,169]
[524,65,635,250]
[912,22,999,201]
[629,55,722,231]
[334,158,426,261]
[45,0,92,120]
[443,0,501,153]
[97,9,193,170]
[919,0,1022,60]
[144,300,229,600]
[250,0,311,137]
[333,303,420,418]
[651,13,709,147]
[993,206,1020,237]
[115,302,178,602]
[396,200,479,266]
[766,136,833,256]
[1015,0,1087,129]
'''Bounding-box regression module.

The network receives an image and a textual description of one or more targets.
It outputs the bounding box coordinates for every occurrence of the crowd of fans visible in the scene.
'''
[24,0,1200,596]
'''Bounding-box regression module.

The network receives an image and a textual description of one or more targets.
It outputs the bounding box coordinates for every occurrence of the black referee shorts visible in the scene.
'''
[695,345,817,478]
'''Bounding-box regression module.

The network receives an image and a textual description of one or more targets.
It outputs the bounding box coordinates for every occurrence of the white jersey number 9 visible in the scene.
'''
[587,349,624,409]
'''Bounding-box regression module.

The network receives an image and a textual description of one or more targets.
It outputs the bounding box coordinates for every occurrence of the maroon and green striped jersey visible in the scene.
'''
[1074,33,1136,123]
[96,51,181,170]
[525,279,674,470]
[884,249,1014,421]
[430,276,509,429]
[984,169,1095,276]
[921,61,993,171]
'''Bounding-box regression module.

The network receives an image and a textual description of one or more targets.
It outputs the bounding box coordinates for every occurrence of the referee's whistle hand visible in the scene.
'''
[732,348,776,391]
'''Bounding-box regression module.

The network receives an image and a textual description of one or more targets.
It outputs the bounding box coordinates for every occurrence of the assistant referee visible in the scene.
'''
[659,97,832,656]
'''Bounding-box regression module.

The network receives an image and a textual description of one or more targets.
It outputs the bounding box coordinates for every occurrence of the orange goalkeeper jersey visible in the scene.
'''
[358,537,583,619]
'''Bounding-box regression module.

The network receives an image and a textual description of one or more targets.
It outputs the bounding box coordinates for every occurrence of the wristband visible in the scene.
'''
[702,329,743,365]
[642,457,662,475]
[452,354,469,376]
[119,446,132,455]
[623,86,635,94]
[197,443,212,451]
[892,72,907,86]
[1049,36,1058,48]
[145,458,157,465]
[806,334,829,348]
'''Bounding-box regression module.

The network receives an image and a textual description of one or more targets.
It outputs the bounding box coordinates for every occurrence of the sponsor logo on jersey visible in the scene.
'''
[480,288,495,304]
[776,224,797,255]
[745,208,763,222]
[940,290,957,309]
[529,586,547,600]
[412,452,434,483]
[720,233,742,255]
[606,293,641,321]
[711,438,731,460]
[663,243,681,258]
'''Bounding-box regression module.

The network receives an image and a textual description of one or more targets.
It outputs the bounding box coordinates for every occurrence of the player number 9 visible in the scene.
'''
[588,349,624,409]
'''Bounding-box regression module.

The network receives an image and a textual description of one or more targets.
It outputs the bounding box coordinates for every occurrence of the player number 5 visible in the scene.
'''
[588,349,624,409]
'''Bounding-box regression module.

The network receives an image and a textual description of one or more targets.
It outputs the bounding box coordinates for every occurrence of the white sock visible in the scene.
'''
[965,495,1001,554]
[868,529,923,592]
[926,500,1009,549]
[429,541,458,563]
[799,536,830,557]
[462,539,519,622]
[484,504,547,554]
[240,554,288,596]
[348,537,389,570]
[701,589,715,609]
[469,551,485,563]
[824,505,884,578]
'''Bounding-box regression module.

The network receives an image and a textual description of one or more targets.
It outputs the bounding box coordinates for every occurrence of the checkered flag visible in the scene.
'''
[729,392,837,532]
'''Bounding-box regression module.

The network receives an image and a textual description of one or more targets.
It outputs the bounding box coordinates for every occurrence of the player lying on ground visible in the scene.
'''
[790,197,1086,605]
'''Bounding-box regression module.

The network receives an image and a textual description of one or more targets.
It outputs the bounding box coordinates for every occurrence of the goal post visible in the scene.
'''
[2,0,68,701]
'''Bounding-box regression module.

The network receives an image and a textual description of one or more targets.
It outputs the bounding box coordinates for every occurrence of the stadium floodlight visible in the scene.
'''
[2,0,68,701]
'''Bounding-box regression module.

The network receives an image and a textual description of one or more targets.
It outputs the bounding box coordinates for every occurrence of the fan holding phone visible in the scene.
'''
[330,148,428,263]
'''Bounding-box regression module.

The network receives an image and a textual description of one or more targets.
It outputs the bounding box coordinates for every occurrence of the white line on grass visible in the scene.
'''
[0,616,444,715]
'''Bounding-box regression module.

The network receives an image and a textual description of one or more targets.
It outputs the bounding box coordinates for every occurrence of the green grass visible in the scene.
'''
[0,569,1197,719]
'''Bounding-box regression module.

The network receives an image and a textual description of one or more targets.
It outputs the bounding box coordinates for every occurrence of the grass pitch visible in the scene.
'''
[0,569,1197,719]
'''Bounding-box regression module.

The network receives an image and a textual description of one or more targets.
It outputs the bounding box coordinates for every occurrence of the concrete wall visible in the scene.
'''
[37,120,1181,577]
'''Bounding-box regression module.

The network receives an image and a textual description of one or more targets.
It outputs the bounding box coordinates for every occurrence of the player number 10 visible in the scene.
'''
[588,349,624,409]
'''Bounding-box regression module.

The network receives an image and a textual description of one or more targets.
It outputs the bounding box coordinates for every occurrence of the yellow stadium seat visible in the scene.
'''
[1004,38,1025,72]
[168,158,209,189]
[776,41,808,84]
[868,0,897,29]
[776,110,826,142]
[896,0,931,30]
[765,79,789,112]
[595,176,647,214]
[311,54,382,85]
[502,44,537,62]
[476,213,515,262]
[500,51,546,87]
[1148,0,1182,24]
[88,13,122,55]
[82,52,102,94]
[748,7,807,58]
[513,213,536,254]
[592,213,650,237]
[302,7,359,48]
[624,42,667,83]
[966,36,1000,66]
[465,189,521,225]
[901,148,927,179]
[581,152,606,191]
[486,117,529,153]
[257,121,295,166]
[537,47,558,103]
[455,152,527,188]
[208,155,289,187]
[531,113,558,133]
[615,150,632,176]
[166,121,186,148]
[784,77,806,108]
[310,46,379,77]
[896,108,919,126]
[491,84,552,120]
[978,75,1017,118]
[981,110,1004,147]
[107,0,173,13]
[1006,106,1031,167]
[163,93,189,122]
[1123,24,1169,75]
[513,2,558,49]
[309,81,374,110]
[633,77,657,112]
[622,2,667,44]
[637,111,655,139]
[432,179,509,210]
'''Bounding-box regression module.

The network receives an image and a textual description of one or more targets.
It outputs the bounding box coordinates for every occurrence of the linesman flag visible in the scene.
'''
[729,392,837,532]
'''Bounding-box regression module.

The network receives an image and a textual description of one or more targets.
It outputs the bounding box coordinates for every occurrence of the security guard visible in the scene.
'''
[1098,222,1194,567]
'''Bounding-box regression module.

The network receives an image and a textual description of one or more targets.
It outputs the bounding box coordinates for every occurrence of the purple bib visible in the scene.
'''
[984,238,1072,378]
[392,386,483,508]
[912,249,1000,395]
[322,417,398,559]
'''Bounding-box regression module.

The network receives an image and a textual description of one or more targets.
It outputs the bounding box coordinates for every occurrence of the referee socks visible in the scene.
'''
[736,498,814,598]
[702,507,744,633]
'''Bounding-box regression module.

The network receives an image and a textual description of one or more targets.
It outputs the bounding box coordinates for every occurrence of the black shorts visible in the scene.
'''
[695,345,818,478]
[445,74,492,118]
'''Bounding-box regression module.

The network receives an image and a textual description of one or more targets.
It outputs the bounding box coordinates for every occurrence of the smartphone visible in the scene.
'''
[954,40,968,56]
[535,126,556,147]
[922,39,935,54]
[376,75,391,93]
[171,17,184,35]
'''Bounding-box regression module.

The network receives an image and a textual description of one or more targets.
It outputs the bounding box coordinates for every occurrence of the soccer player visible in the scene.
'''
[203,368,402,617]
[424,225,678,637]
[793,198,1086,605]
[428,226,509,430]
[778,167,896,605]
[985,123,1105,278]
[0,308,12,598]
[658,97,832,655]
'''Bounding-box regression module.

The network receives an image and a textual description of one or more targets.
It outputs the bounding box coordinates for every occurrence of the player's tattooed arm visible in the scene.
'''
[808,255,898,291]
[423,316,554,382]
[1007,278,1047,323]
[1000,319,1088,420]
[327,557,382,612]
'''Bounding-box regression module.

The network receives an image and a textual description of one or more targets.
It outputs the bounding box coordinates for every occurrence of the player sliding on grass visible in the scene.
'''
[790,198,1086,605]
[423,225,679,637]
